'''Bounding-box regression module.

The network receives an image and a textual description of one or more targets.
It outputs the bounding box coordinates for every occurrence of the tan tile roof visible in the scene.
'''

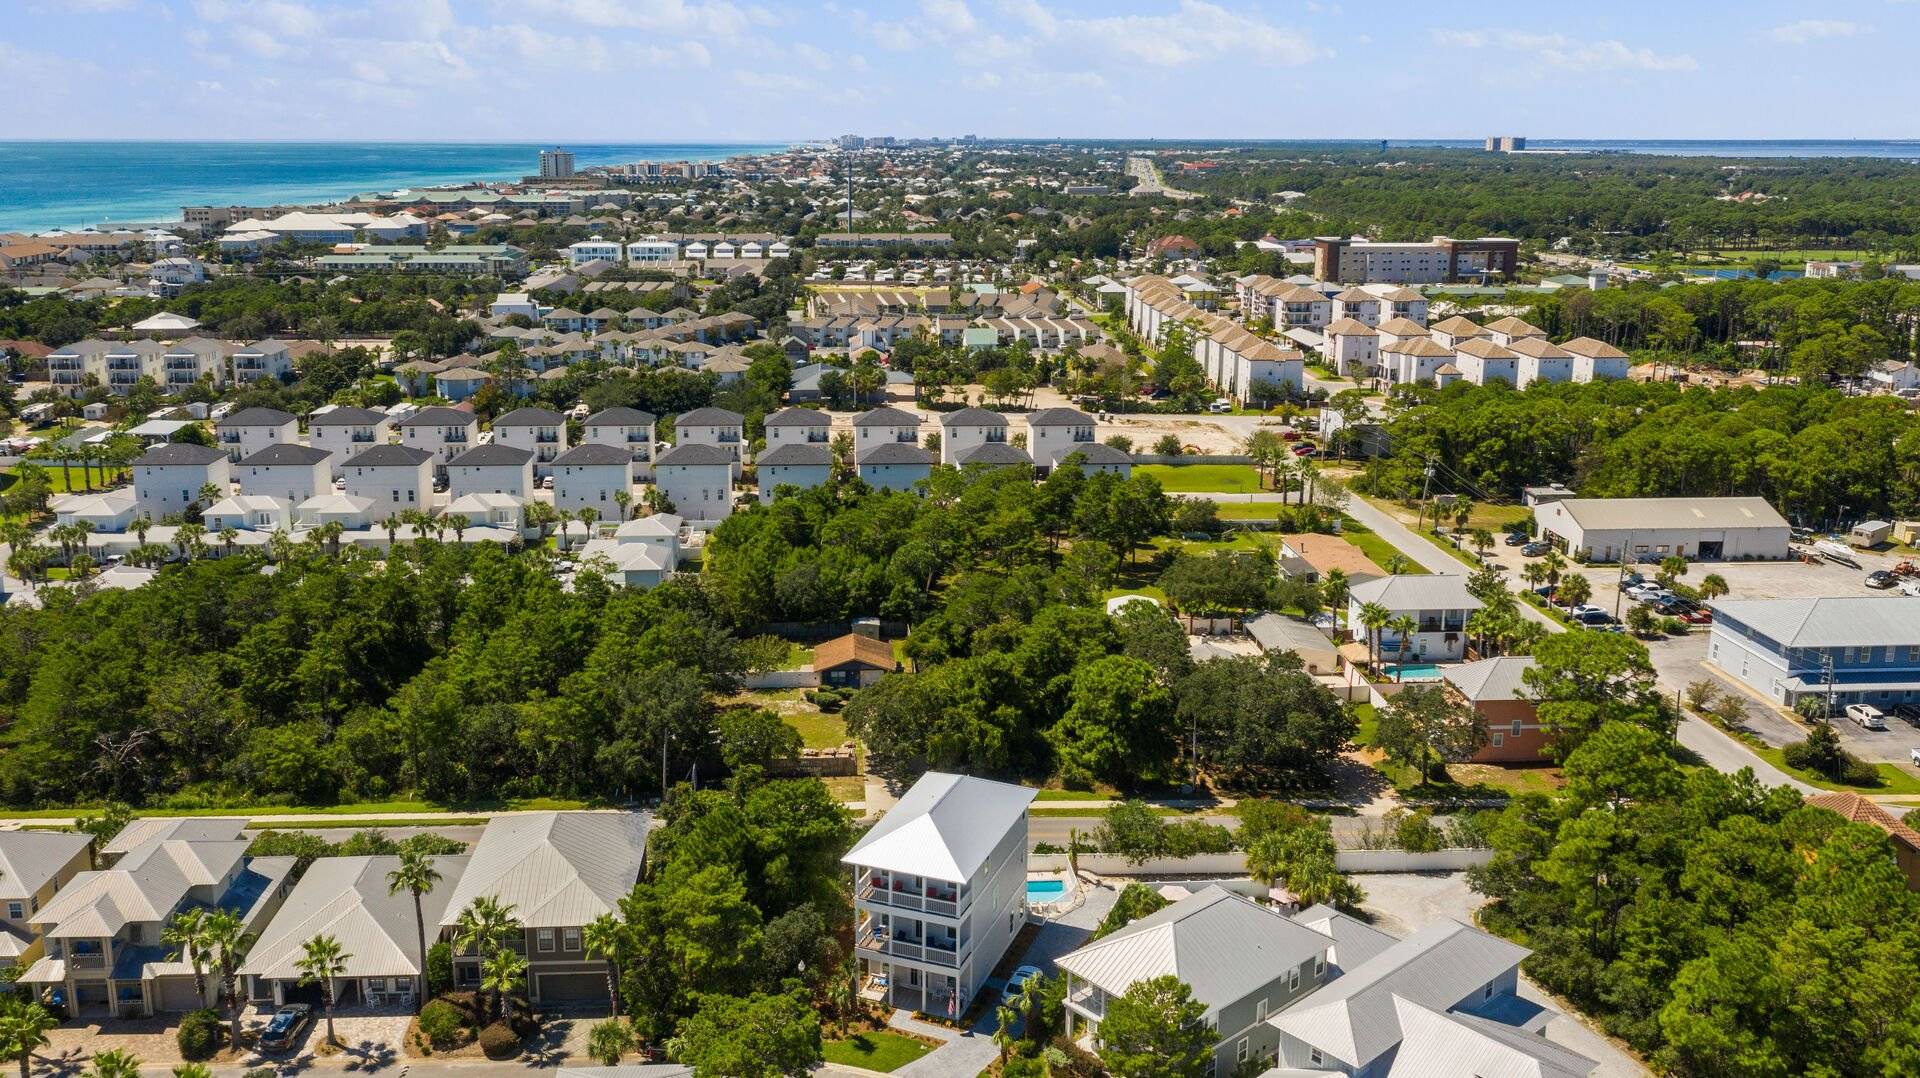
[1805,791,1920,851]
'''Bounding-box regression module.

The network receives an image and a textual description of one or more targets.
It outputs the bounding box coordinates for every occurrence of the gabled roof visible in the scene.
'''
[1061,443,1132,465]
[843,772,1034,881]
[1427,316,1485,337]
[1805,791,1920,851]
[675,406,744,426]
[0,832,92,901]
[1454,338,1517,360]
[758,442,833,467]
[37,820,251,938]
[1481,316,1545,338]
[940,407,1008,427]
[1375,317,1429,336]
[437,812,649,929]
[346,444,436,468]
[1025,407,1093,427]
[1323,317,1376,336]
[449,443,536,468]
[1504,337,1573,359]
[1267,918,1529,1068]
[552,443,635,467]
[1057,887,1332,1013]
[1441,656,1537,703]
[858,442,934,466]
[241,444,331,467]
[586,407,657,427]
[243,855,471,980]
[306,406,390,427]
[655,442,734,468]
[219,407,298,428]
[138,443,226,467]
[1382,337,1455,358]
[1548,496,1787,532]
[852,406,920,428]
[765,407,832,428]
[1290,903,1397,971]
[492,406,566,427]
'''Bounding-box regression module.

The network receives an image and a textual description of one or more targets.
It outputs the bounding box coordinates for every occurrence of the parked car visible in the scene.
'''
[259,1004,313,1052]
[1866,570,1899,589]
[1520,542,1550,557]
[1503,532,1529,547]
[1891,703,1920,727]
[1573,608,1616,626]
[1290,444,1317,457]
[1620,571,1646,588]
[1846,703,1889,731]
[1002,965,1044,1005]
[1680,608,1713,624]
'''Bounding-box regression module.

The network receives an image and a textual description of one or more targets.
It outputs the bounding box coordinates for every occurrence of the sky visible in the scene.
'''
[6,0,1919,141]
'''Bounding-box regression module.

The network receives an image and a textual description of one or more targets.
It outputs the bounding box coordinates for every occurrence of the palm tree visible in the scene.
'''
[577,506,599,540]
[447,514,469,544]
[162,908,211,1006]
[172,1065,212,1078]
[1698,573,1730,600]
[203,909,254,1049]
[827,958,859,1035]
[993,1005,1020,1063]
[453,897,521,1020]
[1319,567,1352,626]
[582,913,626,1019]
[88,1049,141,1078]
[555,508,575,550]
[1470,527,1495,560]
[296,934,351,1046]
[217,527,238,559]
[267,527,293,564]
[1387,614,1418,682]
[1384,553,1410,576]
[613,489,633,521]
[1540,549,1567,591]
[0,997,57,1078]
[479,948,528,1024]
[1520,561,1548,592]
[316,520,346,558]
[386,851,443,1013]
[1465,608,1501,658]
[1357,601,1392,671]
[196,482,224,510]
[381,516,400,548]
[130,515,152,549]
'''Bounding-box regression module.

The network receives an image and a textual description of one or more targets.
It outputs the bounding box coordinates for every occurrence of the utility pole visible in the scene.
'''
[1822,651,1837,720]
[1613,531,1633,620]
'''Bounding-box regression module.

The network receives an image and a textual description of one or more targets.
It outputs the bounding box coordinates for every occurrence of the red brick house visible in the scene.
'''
[1441,656,1550,764]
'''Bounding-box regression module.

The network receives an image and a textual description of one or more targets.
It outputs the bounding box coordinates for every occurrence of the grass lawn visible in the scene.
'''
[1212,502,1283,521]
[1352,703,1379,748]
[824,775,866,804]
[1030,785,1121,801]
[244,817,490,830]
[786,709,850,750]
[820,1031,935,1072]
[1750,747,1920,795]
[1136,463,1264,493]
[1338,516,1430,574]
[0,797,594,819]
[1027,805,1191,817]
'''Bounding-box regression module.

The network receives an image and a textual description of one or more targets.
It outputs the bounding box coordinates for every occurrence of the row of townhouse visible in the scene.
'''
[567,234,792,267]
[804,288,1065,320]
[789,315,1098,353]
[1125,276,1305,404]
[313,245,527,277]
[1234,276,1431,330]
[43,338,295,398]
[1325,314,1630,387]
[5,812,650,1018]
[845,772,1597,1078]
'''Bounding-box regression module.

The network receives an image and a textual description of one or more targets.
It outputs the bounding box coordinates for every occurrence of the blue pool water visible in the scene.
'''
[1382,663,1447,681]
[1026,879,1066,903]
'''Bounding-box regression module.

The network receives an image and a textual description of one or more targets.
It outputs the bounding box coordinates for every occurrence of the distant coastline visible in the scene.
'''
[0,141,794,233]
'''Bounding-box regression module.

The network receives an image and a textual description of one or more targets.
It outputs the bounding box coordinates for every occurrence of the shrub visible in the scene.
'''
[478,1021,521,1060]
[1783,723,1882,787]
[177,1008,223,1060]
[1159,819,1234,857]
[586,1020,635,1065]
[1391,809,1444,853]
[1031,841,1063,854]
[401,833,468,857]
[418,1000,464,1051]
[425,942,454,997]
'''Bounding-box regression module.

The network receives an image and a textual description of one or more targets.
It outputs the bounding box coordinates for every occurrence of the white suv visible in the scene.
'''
[1846,703,1888,730]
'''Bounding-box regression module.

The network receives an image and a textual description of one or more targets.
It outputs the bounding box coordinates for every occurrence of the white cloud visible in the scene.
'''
[1431,27,1695,72]
[922,0,977,34]
[1768,19,1863,44]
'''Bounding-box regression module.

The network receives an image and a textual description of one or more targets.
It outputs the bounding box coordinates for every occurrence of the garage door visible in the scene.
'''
[156,976,204,1013]
[535,973,606,1005]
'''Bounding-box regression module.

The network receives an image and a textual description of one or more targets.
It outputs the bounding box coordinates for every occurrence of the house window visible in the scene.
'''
[537,929,555,952]
[1255,998,1267,1021]
[5,902,20,919]
[1314,954,1325,976]
[1288,967,1300,992]
[1511,720,1524,737]
[1484,982,1494,1000]
[563,928,580,951]
[1310,1048,1324,1065]
[1236,1038,1248,1064]
[1491,732,1505,748]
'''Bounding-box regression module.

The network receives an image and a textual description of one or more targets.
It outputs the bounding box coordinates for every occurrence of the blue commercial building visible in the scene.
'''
[1708,597,1920,708]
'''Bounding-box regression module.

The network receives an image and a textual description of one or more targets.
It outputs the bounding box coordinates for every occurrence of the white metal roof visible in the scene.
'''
[437,812,649,928]
[244,855,470,980]
[1267,918,1530,1067]
[1710,596,1920,648]
[1441,657,1538,703]
[842,772,1035,881]
[1056,887,1333,1013]
[1347,575,1482,612]
[1384,997,1596,1078]
[1547,496,1787,532]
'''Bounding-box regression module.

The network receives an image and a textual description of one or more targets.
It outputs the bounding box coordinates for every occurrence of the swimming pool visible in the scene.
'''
[1026,878,1066,903]
[1381,663,1446,681]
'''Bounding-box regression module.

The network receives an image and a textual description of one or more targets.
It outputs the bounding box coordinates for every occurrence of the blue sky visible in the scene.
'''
[7,1,1917,141]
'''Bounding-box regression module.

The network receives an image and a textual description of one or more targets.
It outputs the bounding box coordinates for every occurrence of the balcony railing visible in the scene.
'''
[68,953,107,971]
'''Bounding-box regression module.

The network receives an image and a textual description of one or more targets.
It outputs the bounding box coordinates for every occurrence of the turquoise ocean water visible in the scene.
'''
[0,141,790,232]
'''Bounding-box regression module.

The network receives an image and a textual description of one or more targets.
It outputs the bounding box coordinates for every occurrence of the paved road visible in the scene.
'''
[1340,497,1563,634]
[1028,814,1392,847]
[1125,156,1199,200]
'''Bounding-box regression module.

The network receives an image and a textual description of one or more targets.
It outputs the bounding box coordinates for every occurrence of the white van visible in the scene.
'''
[1846,703,1888,730]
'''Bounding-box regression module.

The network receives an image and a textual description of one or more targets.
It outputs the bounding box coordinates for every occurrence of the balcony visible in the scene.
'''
[533,433,560,444]
[857,878,965,919]
[856,928,961,969]
[68,953,107,971]
[350,433,376,443]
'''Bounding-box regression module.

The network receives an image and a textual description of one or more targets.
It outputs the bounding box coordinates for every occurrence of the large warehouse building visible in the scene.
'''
[1533,496,1791,562]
